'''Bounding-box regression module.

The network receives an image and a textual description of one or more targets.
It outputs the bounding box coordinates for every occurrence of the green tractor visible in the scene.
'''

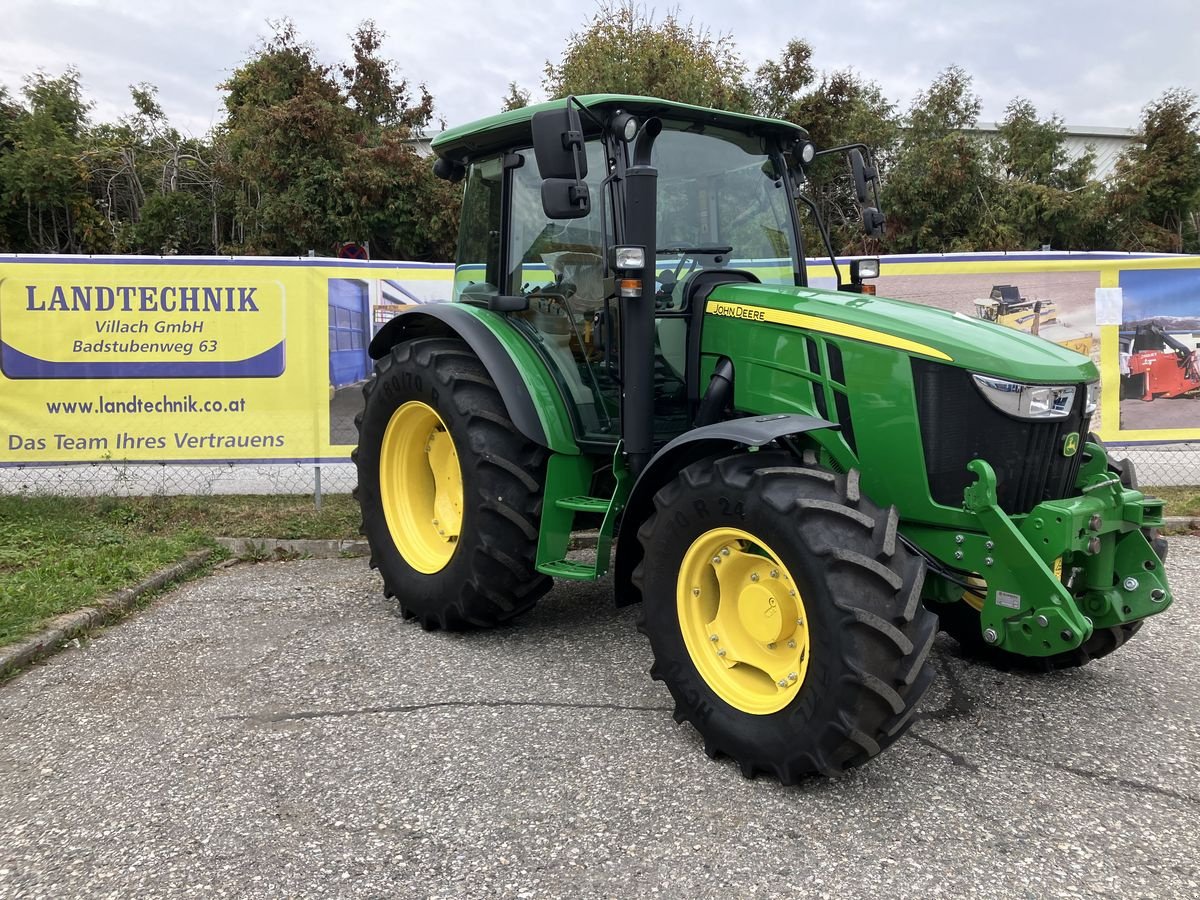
[353,95,1171,782]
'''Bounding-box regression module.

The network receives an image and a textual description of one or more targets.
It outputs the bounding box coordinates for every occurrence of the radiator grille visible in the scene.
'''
[912,360,1090,514]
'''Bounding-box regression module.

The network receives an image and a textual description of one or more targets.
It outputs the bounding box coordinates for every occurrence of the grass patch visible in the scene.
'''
[1143,486,1200,519]
[0,493,361,648]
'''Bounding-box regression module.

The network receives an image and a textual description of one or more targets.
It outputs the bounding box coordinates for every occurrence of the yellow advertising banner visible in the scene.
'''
[0,257,453,465]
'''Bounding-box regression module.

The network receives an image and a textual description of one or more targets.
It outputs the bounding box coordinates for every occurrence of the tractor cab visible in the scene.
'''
[438,97,816,456]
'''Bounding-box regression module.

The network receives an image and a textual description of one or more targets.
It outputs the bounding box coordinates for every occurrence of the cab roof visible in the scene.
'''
[430,94,810,163]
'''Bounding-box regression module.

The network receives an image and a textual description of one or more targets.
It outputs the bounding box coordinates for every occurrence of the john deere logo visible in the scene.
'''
[1063,433,1080,457]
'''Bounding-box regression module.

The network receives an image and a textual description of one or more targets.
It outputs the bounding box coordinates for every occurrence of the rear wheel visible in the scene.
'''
[634,451,937,782]
[353,337,551,629]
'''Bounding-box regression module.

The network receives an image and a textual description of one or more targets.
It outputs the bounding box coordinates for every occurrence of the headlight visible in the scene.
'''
[972,374,1077,420]
[1085,381,1099,415]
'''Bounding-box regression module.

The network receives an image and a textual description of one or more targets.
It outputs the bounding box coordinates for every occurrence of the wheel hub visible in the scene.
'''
[677,527,810,715]
[379,400,463,574]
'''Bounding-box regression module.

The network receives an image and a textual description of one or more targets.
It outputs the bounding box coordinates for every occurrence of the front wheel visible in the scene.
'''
[634,451,938,782]
[353,337,551,629]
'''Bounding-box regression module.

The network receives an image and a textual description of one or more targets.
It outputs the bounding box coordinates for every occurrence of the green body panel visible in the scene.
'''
[699,282,1098,526]
[706,282,1098,383]
[447,304,580,457]
[432,94,808,163]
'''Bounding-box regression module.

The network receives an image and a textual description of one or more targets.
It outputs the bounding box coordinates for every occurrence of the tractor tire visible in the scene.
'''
[633,451,938,782]
[353,337,551,629]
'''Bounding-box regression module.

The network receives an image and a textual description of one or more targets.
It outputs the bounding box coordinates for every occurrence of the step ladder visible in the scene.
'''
[534,447,630,581]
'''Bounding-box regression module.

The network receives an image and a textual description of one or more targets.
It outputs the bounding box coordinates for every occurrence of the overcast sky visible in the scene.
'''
[1,0,1197,138]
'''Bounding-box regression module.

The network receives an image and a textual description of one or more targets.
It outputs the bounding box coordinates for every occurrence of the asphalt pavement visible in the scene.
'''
[1,540,1198,899]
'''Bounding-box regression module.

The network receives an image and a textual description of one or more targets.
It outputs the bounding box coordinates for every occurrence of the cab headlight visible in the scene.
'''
[1085,381,1099,415]
[972,374,1077,420]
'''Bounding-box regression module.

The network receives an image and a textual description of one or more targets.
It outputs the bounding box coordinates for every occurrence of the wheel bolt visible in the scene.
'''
[788,672,797,681]
[787,640,796,648]
[712,556,721,565]
[693,588,701,597]
[796,618,804,626]
[769,569,779,579]
[710,634,719,642]
[777,679,788,688]
[717,649,726,657]
[721,547,731,556]
[789,590,796,597]
[750,573,759,582]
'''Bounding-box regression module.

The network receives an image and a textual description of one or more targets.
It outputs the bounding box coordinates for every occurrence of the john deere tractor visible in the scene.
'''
[353,95,1171,782]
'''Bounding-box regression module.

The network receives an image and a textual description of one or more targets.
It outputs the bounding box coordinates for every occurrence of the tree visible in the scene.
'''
[501,82,531,112]
[215,19,457,258]
[0,69,108,253]
[1108,88,1200,252]
[755,42,899,254]
[881,67,995,252]
[544,2,753,112]
[987,97,1105,250]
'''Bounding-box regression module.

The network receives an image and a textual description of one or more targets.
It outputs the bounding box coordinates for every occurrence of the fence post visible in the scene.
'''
[314,465,323,510]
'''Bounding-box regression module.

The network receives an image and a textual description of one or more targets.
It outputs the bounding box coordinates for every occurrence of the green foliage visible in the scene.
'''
[1108,88,1200,252]
[544,2,753,112]
[881,67,994,252]
[0,19,1196,260]
[0,69,103,253]
[755,45,898,255]
[501,82,531,112]
[986,98,1107,250]
[215,18,457,259]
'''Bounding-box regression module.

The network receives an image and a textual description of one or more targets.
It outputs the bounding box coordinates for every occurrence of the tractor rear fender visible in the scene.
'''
[613,414,837,606]
[369,304,580,456]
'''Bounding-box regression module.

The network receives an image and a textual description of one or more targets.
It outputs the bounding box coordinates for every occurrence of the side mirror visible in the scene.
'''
[849,148,876,204]
[862,207,885,237]
[541,179,591,219]
[532,102,591,220]
[532,106,588,180]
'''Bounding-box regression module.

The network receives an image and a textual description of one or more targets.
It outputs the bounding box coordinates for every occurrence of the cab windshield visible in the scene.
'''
[651,127,801,287]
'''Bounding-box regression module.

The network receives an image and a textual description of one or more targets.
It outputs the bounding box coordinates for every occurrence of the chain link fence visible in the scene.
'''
[0,461,357,499]
[0,445,1195,502]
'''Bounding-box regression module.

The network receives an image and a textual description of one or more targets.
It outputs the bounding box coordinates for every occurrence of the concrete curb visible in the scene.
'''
[1162,516,1199,532]
[0,549,214,677]
[214,532,601,559]
[215,537,370,559]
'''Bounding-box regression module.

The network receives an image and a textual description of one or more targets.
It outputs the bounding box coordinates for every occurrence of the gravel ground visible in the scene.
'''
[1,540,1198,899]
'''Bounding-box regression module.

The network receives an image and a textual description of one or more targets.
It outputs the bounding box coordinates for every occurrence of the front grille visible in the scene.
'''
[912,360,1090,515]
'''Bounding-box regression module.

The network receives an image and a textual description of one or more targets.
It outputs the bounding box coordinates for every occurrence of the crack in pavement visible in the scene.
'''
[908,730,982,772]
[219,698,673,724]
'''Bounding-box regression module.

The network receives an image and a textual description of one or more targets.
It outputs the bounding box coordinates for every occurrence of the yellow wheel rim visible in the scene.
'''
[677,527,811,715]
[379,400,464,574]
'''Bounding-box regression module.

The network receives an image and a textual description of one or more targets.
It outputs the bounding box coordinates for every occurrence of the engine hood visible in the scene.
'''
[707,282,1099,384]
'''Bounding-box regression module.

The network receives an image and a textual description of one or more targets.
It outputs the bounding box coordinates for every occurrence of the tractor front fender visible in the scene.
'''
[370,304,579,456]
[614,414,836,606]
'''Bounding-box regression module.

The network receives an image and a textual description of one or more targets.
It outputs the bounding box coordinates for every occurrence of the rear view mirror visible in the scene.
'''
[862,207,885,237]
[850,149,875,204]
[532,106,588,180]
[541,179,591,219]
